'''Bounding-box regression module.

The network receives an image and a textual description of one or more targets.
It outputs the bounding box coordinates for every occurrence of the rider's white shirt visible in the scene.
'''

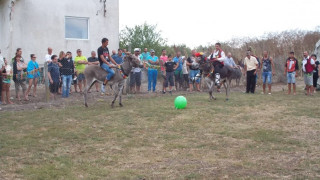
[207,50,226,62]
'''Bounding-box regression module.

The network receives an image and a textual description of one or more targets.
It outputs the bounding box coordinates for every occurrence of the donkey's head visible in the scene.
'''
[123,54,141,68]
[198,55,212,73]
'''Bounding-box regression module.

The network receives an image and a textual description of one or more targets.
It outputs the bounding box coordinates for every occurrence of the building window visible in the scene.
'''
[65,16,89,40]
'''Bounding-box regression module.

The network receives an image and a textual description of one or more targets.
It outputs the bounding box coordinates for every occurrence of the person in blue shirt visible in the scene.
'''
[112,49,124,65]
[225,52,237,68]
[146,49,159,92]
[48,55,61,100]
[25,54,40,99]
[141,48,150,63]
[173,51,183,91]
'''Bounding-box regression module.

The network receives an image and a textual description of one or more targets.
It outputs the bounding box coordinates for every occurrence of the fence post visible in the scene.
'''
[44,62,50,102]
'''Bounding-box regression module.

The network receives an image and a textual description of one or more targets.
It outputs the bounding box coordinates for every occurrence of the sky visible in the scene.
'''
[119,0,320,48]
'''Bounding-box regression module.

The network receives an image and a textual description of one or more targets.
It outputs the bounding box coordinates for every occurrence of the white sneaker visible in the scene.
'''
[101,85,106,94]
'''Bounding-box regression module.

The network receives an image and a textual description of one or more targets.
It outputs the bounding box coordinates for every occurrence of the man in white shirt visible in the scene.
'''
[302,51,316,95]
[244,51,259,93]
[130,48,142,93]
[207,43,226,88]
[45,47,53,63]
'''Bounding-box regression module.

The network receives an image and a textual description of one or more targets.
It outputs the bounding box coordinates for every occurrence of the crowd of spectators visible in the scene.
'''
[0,41,319,105]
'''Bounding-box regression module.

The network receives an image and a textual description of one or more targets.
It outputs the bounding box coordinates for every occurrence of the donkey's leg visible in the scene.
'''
[224,79,231,101]
[205,77,216,100]
[111,84,120,108]
[118,81,125,107]
[84,77,95,107]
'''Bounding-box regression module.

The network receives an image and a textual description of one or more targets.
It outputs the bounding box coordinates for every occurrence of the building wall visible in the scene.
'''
[0,0,119,65]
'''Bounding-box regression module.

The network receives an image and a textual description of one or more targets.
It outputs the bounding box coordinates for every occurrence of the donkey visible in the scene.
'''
[83,54,140,107]
[199,56,242,101]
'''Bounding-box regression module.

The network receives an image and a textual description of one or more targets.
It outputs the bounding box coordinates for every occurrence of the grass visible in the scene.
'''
[0,90,320,179]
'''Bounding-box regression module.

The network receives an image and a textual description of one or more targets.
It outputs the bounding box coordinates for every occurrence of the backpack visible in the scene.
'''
[305,58,314,73]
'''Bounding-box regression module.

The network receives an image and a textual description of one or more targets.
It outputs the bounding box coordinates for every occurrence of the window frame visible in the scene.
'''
[65,16,90,40]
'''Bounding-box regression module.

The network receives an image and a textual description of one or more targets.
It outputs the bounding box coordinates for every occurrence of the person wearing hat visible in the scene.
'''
[130,48,142,93]
[146,49,159,92]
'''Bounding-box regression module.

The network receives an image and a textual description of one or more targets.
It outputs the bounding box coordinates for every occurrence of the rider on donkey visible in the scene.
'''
[98,38,120,94]
[207,43,226,87]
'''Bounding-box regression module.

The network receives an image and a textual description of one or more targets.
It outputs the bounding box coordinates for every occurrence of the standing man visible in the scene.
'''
[112,49,124,65]
[313,54,320,92]
[146,49,159,92]
[87,51,100,92]
[243,51,259,94]
[302,51,316,95]
[141,48,150,62]
[122,49,127,57]
[224,52,237,68]
[97,38,119,95]
[208,43,226,91]
[0,49,4,105]
[160,49,168,93]
[284,52,299,95]
[45,47,53,63]
[173,51,183,91]
[130,48,142,93]
[60,52,74,98]
[74,49,88,93]
[111,50,116,56]
[261,51,275,94]
[187,50,201,92]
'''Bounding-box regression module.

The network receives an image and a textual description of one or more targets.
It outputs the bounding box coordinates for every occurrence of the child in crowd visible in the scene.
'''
[164,54,178,94]
[1,58,14,104]
[48,55,60,100]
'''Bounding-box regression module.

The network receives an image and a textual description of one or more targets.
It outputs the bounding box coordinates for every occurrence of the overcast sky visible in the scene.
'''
[120,0,320,48]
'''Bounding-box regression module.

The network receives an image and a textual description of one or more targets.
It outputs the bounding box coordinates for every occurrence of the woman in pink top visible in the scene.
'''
[160,49,168,93]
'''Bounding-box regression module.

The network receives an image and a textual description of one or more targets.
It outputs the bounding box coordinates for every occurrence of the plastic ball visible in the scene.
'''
[174,96,187,109]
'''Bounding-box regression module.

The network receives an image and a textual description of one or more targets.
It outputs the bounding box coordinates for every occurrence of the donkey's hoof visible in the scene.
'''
[85,103,88,108]
[119,103,123,107]
[111,103,114,108]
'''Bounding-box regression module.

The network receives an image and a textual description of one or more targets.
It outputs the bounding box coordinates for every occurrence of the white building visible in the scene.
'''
[0,0,119,65]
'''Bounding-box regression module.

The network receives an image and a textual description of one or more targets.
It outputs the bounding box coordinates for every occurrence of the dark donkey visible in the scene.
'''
[83,54,140,107]
[199,55,242,101]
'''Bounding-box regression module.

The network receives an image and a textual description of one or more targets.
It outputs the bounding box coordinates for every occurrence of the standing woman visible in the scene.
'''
[25,54,40,99]
[57,51,65,94]
[13,55,28,101]
[1,58,14,104]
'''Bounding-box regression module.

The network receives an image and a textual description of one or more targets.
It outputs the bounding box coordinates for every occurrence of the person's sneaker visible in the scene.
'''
[162,91,166,94]
[100,85,106,95]
[268,92,272,95]
[169,91,172,95]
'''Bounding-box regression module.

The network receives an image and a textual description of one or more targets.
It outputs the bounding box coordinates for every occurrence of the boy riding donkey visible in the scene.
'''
[206,43,226,91]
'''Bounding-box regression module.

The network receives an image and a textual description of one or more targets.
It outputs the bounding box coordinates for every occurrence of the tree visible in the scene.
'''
[120,23,167,56]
